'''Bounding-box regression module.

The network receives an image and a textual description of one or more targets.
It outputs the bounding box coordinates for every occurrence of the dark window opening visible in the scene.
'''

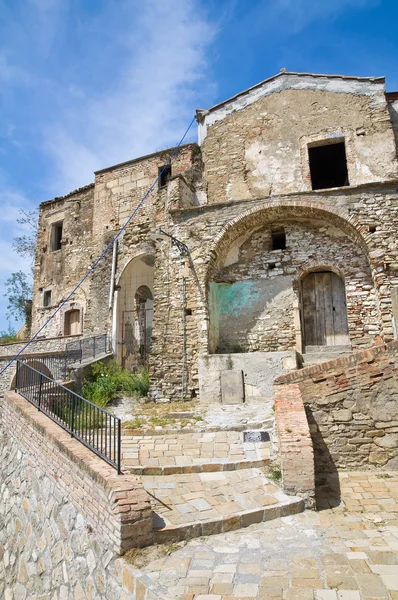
[368,225,376,233]
[308,141,349,190]
[159,165,172,188]
[185,308,192,316]
[43,290,52,307]
[271,227,286,250]
[51,222,63,251]
[268,262,276,270]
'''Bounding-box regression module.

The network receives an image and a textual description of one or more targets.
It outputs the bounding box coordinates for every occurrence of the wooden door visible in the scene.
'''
[64,310,81,336]
[302,271,349,347]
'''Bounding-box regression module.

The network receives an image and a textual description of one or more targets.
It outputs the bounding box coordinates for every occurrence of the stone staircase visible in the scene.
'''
[121,425,304,543]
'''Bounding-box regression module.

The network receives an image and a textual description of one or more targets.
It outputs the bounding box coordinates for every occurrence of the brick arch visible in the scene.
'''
[206,200,371,283]
[292,261,347,292]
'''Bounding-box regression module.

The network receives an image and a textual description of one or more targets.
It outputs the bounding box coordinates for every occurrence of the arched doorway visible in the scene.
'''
[301,270,350,349]
[116,255,154,370]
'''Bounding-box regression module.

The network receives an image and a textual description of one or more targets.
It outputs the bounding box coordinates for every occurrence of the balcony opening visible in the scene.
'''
[51,222,63,251]
[43,290,52,307]
[159,165,172,188]
[308,140,349,190]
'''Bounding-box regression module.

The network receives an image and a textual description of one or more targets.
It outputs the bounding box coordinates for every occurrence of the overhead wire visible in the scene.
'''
[0,115,197,376]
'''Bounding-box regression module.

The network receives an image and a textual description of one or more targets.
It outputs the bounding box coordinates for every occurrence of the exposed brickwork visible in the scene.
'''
[274,383,315,508]
[2,391,153,551]
[275,341,398,474]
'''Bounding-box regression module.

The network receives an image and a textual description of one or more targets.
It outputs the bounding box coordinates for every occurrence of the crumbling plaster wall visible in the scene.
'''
[388,99,398,152]
[149,185,398,399]
[201,83,398,204]
[209,218,376,353]
[32,185,95,337]
[85,144,199,341]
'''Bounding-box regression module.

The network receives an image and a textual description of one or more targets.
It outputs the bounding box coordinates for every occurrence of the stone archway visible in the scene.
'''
[115,254,154,369]
[205,202,377,355]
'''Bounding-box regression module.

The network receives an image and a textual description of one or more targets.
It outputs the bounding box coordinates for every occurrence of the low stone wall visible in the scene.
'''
[0,334,81,357]
[0,391,159,598]
[275,341,398,476]
[274,383,315,508]
[199,351,296,403]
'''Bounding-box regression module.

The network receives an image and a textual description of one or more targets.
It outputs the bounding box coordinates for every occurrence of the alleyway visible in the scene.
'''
[140,471,398,599]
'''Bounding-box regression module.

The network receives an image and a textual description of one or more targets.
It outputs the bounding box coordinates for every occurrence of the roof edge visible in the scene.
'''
[199,71,386,116]
[40,183,95,208]
[94,142,198,176]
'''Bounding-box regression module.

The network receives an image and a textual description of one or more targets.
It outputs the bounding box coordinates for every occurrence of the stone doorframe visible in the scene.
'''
[292,263,349,354]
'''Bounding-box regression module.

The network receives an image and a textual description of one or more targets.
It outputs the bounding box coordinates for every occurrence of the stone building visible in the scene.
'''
[31,71,398,400]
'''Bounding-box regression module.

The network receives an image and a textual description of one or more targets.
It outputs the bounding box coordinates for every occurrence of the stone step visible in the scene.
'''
[141,467,304,544]
[121,430,271,475]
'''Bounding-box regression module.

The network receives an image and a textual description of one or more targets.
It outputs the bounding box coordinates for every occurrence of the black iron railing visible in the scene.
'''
[15,360,121,473]
[19,351,79,382]
[66,334,110,364]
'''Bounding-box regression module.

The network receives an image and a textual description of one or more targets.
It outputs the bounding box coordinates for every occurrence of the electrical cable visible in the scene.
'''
[0,115,197,376]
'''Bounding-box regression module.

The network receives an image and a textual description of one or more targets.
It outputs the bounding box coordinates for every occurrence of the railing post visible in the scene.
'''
[71,394,76,437]
[117,419,121,474]
[38,372,43,411]
[15,360,19,391]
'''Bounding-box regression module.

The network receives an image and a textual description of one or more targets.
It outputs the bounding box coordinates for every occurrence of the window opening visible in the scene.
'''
[368,225,376,233]
[271,227,286,250]
[308,141,349,190]
[64,309,81,336]
[51,222,63,251]
[43,290,52,307]
[158,165,172,188]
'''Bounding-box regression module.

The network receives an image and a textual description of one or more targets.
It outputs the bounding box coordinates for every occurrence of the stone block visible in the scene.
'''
[220,370,244,404]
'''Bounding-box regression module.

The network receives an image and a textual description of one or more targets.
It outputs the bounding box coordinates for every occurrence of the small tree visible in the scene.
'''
[4,208,38,337]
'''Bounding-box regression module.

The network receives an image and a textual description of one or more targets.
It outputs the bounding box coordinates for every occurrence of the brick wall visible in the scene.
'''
[275,341,398,475]
[274,383,315,508]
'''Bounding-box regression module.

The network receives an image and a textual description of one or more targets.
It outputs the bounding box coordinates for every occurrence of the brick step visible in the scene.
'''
[121,430,271,474]
[140,467,303,544]
[124,457,270,476]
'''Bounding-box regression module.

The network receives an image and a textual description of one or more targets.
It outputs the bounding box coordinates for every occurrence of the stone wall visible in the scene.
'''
[275,341,398,475]
[199,351,295,403]
[0,391,160,599]
[200,74,398,203]
[209,218,375,353]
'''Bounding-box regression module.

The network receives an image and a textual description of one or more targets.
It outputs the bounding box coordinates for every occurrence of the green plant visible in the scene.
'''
[81,360,149,407]
[0,327,19,344]
[267,462,282,483]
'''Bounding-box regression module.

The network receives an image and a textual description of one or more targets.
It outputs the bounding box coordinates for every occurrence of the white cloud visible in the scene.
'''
[40,0,217,193]
[248,0,381,36]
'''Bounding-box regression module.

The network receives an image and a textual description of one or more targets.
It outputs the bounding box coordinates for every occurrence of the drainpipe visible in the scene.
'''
[181,275,187,400]
[109,239,118,309]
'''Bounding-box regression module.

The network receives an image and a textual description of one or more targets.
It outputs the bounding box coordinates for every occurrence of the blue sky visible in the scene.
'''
[0,0,397,332]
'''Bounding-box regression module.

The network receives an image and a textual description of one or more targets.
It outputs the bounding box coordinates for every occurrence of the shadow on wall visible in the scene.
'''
[305,407,342,510]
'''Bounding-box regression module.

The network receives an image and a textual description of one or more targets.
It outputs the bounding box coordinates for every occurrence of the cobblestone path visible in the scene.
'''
[141,471,398,599]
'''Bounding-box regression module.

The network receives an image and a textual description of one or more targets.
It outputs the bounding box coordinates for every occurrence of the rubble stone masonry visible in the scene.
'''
[0,391,158,599]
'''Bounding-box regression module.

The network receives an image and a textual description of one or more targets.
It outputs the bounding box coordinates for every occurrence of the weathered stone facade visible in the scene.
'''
[29,71,398,400]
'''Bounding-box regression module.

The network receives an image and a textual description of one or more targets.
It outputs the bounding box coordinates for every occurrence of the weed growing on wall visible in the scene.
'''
[81,360,149,407]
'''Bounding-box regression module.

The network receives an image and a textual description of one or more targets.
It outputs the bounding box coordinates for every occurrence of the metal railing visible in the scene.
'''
[15,360,121,473]
[66,334,110,364]
[19,351,79,382]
